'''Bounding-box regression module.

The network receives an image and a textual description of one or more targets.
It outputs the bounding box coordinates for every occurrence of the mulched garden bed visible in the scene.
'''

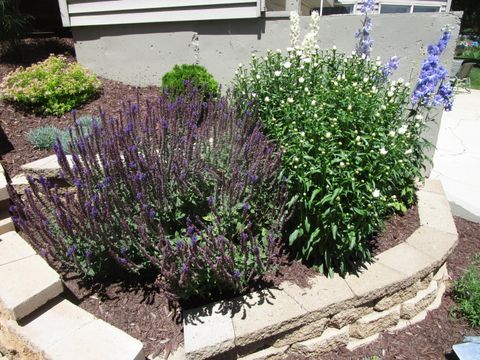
[3,37,478,360]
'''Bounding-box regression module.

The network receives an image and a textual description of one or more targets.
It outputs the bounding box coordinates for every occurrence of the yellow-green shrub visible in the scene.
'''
[0,55,101,116]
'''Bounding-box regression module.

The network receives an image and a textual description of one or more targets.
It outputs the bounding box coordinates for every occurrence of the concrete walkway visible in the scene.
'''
[431,89,480,223]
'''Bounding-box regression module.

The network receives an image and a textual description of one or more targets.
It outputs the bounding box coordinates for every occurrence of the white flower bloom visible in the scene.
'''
[376,56,381,61]
[405,82,411,87]
[347,104,352,111]
[284,61,292,69]
[299,77,305,83]
[238,63,243,68]
[339,161,345,168]
[398,125,408,135]
[287,97,294,103]
[276,49,282,53]
[304,87,309,93]
[302,57,312,63]
[251,53,256,57]
[300,131,305,137]
[325,132,332,138]
[381,105,387,110]
[289,11,300,47]
[252,93,257,98]
[414,114,423,121]
[387,91,394,97]
[256,74,261,80]
[264,96,270,102]
[361,53,366,59]
[274,70,282,77]
[372,189,381,198]
[363,77,369,83]
[389,130,395,137]
[380,147,388,155]
[398,78,404,84]
[332,45,337,50]
[296,50,303,56]
[311,100,316,106]
[405,149,413,155]
[209,137,214,145]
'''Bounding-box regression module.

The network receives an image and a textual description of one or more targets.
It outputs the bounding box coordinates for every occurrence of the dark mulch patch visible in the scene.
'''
[0,37,159,177]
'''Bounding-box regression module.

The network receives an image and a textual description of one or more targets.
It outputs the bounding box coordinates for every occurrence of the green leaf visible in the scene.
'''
[304,217,311,233]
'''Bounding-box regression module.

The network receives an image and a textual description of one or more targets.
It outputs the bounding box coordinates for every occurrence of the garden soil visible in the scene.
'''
[1,38,479,360]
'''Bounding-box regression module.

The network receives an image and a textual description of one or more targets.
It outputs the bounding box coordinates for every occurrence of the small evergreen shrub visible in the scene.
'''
[0,0,32,46]
[452,254,480,326]
[10,86,288,301]
[162,64,219,98]
[0,55,101,116]
[234,8,453,275]
[26,125,61,150]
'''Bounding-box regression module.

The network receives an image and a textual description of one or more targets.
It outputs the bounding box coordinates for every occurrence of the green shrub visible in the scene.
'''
[452,254,480,326]
[234,16,430,275]
[460,47,480,60]
[58,115,101,151]
[26,125,61,150]
[161,64,219,98]
[0,55,101,116]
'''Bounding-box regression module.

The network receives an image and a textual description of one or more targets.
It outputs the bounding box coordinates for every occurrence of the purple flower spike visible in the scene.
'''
[66,244,77,258]
[382,56,400,77]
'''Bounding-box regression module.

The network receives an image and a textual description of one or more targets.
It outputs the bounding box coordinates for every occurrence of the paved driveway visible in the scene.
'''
[431,89,480,222]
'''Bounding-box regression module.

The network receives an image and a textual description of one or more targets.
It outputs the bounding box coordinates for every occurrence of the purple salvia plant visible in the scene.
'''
[8,85,289,301]
[382,56,400,77]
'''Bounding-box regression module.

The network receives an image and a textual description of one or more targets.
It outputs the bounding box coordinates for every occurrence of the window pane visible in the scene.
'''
[310,4,354,15]
[413,6,440,13]
[380,5,410,13]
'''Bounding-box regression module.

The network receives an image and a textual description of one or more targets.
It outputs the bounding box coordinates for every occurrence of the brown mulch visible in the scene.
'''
[0,37,159,177]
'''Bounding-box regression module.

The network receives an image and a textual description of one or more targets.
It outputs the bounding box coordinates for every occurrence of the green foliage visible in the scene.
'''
[452,254,480,326]
[0,55,101,116]
[26,115,101,151]
[471,66,480,90]
[26,125,61,150]
[234,49,429,275]
[161,64,219,98]
[0,0,32,44]
[460,47,480,59]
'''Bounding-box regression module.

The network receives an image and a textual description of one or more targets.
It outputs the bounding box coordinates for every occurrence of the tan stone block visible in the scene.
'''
[0,214,14,235]
[10,174,29,196]
[433,263,449,282]
[420,179,445,195]
[231,288,307,348]
[238,345,288,360]
[289,326,349,357]
[350,306,400,339]
[329,306,372,329]
[184,301,235,360]
[374,281,420,312]
[8,299,96,349]
[20,154,72,178]
[344,262,409,303]
[387,310,427,333]
[44,319,144,360]
[401,280,438,320]
[376,242,436,284]
[346,333,379,351]
[0,255,62,320]
[280,274,355,320]
[273,317,329,347]
[426,281,446,312]
[417,190,457,235]
[406,226,457,267]
[0,231,36,266]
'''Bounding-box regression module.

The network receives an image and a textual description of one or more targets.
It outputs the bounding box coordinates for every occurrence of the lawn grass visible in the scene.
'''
[470,66,480,90]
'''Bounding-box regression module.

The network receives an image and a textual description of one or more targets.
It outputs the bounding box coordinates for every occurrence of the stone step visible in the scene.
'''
[10,174,29,196]
[6,298,144,360]
[0,231,62,320]
[20,154,72,179]
[0,206,14,235]
[0,164,8,202]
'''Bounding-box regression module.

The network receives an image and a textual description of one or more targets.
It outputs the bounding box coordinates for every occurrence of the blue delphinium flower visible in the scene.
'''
[355,1,375,57]
[411,27,454,111]
[382,56,400,77]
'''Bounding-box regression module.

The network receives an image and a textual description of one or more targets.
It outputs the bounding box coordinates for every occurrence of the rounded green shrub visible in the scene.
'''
[161,64,219,98]
[0,55,101,116]
[26,125,61,150]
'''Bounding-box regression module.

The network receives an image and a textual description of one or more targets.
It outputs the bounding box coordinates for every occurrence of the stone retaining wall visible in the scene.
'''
[2,155,458,360]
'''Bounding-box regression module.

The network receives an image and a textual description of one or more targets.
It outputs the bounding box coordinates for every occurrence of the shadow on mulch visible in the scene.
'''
[0,37,75,66]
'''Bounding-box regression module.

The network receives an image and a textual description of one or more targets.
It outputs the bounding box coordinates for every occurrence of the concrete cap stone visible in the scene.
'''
[344,262,408,302]
[376,242,436,280]
[0,255,62,320]
[406,226,458,264]
[20,155,72,178]
[184,301,235,360]
[417,190,457,235]
[9,298,96,349]
[44,318,144,360]
[231,288,307,347]
[280,274,355,319]
[0,231,36,266]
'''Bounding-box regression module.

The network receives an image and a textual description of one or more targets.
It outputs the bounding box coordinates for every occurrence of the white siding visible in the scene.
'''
[59,0,261,27]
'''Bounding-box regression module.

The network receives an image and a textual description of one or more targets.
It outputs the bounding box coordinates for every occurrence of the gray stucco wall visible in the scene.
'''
[72,12,461,87]
[71,11,462,172]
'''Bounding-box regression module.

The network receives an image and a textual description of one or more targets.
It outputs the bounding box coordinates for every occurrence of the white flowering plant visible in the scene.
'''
[233,11,432,275]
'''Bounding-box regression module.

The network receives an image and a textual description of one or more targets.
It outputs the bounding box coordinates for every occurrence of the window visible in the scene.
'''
[413,6,440,13]
[380,4,411,13]
[265,0,286,11]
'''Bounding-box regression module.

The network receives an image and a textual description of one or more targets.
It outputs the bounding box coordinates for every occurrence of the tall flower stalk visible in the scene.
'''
[355,0,375,57]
